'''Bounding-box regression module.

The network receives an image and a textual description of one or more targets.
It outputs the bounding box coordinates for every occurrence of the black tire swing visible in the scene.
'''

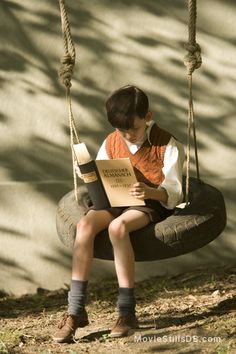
[56,0,227,261]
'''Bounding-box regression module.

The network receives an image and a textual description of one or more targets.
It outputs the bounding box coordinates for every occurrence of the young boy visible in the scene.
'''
[53,85,184,343]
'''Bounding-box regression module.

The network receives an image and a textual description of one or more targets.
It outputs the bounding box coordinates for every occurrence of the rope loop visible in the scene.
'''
[184,0,201,205]
[58,0,79,202]
[59,53,75,88]
[58,0,76,89]
[184,42,202,75]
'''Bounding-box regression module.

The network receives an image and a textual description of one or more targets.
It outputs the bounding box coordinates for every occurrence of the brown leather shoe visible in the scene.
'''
[52,311,89,343]
[110,314,139,338]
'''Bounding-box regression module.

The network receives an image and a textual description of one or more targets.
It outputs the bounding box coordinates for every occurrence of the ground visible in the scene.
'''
[0,264,235,354]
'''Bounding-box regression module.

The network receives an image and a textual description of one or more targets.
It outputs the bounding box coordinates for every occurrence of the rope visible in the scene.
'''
[184,0,202,205]
[58,0,201,206]
[58,0,80,202]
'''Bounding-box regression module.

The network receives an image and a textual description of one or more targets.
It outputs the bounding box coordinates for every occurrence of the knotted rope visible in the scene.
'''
[58,0,80,201]
[184,0,202,205]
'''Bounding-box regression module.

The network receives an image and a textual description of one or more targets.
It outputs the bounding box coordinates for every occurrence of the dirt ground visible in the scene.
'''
[0,263,235,354]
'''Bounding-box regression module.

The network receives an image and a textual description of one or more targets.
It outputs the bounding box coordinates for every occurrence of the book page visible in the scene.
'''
[95,158,145,207]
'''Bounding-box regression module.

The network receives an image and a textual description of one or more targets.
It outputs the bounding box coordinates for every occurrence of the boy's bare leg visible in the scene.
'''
[108,209,150,337]
[72,210,114,280]
[53,209,114,343]
[108,209,150,287]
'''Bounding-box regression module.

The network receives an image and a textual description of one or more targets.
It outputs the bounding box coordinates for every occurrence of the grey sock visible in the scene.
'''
[68,280,88,316]
[117,287,136,316]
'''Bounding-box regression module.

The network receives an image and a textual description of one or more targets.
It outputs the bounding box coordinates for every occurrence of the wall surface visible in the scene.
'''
[0,0,235,295]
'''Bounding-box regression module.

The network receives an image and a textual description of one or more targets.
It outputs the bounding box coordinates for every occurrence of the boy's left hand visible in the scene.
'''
[129,182,152,200]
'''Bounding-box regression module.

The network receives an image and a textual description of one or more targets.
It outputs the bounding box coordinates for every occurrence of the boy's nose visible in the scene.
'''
[124,133,134,141]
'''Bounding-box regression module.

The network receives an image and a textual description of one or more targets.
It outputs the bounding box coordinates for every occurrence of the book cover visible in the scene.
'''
[73,143,110,209]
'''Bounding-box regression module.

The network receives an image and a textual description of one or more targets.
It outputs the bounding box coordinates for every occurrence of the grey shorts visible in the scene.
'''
[88,199,174,223]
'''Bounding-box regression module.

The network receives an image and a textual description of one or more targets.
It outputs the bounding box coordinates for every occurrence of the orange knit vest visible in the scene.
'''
[105,123,171,188]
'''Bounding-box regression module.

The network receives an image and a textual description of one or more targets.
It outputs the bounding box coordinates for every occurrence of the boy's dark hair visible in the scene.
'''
[105,85,149,130]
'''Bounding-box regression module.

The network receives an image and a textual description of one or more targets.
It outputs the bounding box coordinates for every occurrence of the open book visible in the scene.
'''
[73,143,145,208]
[95,158,145,207]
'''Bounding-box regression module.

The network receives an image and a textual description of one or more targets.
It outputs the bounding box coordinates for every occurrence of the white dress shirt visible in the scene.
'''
[96,121,185,209]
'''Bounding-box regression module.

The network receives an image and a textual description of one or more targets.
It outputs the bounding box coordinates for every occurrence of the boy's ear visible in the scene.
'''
[145,111,152,122]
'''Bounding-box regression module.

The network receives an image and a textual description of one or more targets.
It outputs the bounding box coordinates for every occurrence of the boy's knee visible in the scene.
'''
[75,217,95,240]
[108,219,127,242]
[77,216,92,231]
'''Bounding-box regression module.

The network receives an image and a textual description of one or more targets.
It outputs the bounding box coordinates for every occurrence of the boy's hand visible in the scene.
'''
[129,182,152,200]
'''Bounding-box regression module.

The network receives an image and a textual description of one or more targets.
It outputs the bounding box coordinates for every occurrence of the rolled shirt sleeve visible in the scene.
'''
[159,137,185,209]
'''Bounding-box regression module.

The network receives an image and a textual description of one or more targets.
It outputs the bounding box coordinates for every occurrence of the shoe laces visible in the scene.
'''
[115,315,130,326]
[58,312,71,329]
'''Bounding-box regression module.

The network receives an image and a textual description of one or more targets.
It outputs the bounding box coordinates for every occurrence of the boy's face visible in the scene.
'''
[117,112,152,144]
